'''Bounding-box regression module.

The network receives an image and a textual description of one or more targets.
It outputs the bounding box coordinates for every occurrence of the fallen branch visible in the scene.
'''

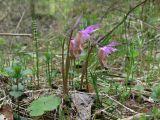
[119,113,150,120]
[102,93,138,114]
[15,10,26,32]
[0,33,32,37]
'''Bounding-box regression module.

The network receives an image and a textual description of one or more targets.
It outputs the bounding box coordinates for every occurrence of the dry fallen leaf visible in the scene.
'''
[0,104,13,120]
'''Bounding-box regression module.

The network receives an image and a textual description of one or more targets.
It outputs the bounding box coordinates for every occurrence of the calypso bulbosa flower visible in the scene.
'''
[98,42,119,68]
[69,24,99,59]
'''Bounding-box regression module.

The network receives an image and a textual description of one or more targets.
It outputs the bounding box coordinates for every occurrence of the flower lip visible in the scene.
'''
[102,46,117,56]
[101,42,119,56]
[69,39,83,59]
[70,39,77,49]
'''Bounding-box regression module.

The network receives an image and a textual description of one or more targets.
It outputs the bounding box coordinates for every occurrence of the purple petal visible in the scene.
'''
[80,31,90,42]
[70,39,77,49]
[81,24,99,34]
[102,46,117,56]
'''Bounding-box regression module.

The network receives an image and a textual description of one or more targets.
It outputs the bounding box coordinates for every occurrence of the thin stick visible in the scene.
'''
[102,93,138,114]
[15,10,26,32]
[0,33,32,37]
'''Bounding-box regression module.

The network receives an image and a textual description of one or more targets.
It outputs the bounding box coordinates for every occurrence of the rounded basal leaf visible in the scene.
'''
[30,109,44,117]
[27,95,61,117]
[27,99,42,111]
[9,91,23,98]
[43,95,61,111]
[11,85,18,91]
[18,83,25,91]
[11,83,24,91]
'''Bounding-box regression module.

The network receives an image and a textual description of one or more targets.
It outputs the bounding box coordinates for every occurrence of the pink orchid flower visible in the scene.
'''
[77,24,99,43]
[98,42,119,67]
[69,24,99,59]
[69,39,82,59]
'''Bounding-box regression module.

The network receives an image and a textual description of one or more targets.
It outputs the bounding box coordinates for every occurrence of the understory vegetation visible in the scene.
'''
[0,0,160,120]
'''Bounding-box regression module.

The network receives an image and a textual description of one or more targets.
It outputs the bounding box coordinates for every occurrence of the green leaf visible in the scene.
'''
[9,91,23,98]
[134,85,144,92]
[46,96,61,110]
[13,64,22,77]
[30,110,44,117]
[132,50,139,58]
[138,115,147,120]
[0,37,6,45]
[11,85,18,91]
[27,95,61,117]
[4,67,14,76]
[21,69,32,76]
[44,51,51,63]
[11,83,24,91]
[0,71,8,77]
[129,49,139,58]
[151,85,160,102]
[18,83,25,91]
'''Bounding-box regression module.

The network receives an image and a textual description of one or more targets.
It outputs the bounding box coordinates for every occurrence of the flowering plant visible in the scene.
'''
[69,24,119,68]
[69,24,99,59]
[98,42,119,67]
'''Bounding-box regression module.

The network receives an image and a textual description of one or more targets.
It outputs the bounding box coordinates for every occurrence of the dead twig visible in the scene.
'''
[15,10,26,32]
[119,113,150,120]
[0,33,32,38]
[101,93,138,114]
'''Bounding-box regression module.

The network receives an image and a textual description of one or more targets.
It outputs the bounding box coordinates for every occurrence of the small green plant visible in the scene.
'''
[90,72,102,107]
[5,63,32,98]
[9,83,24,99]
[121,90,130,101]
[44,50,52,86]
[31,0,40,87]
[151,107,160,119]
[134,115,148,120]
[0,37,6,45]
[5,63,32,119]
[27,95,61,117]
[125,44,139,90]
[151,84,160,102]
